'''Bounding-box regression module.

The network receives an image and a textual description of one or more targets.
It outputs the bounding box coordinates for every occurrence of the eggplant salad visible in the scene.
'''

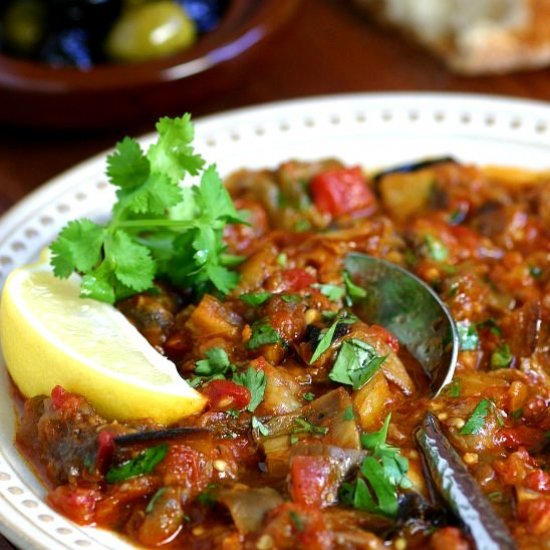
[13,132,550,549]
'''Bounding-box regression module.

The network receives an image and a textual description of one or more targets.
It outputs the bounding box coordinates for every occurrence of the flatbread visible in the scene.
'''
[354,0,550,74]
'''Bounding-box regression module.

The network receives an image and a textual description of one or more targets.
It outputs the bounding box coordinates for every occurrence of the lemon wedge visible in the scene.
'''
[0,257,206,424]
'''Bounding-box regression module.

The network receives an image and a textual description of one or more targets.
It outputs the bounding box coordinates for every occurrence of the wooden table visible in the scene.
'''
[0,0,548,547]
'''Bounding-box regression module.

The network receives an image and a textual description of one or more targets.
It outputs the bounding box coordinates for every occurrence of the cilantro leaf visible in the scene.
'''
[147,114,205,182]
[252,415,269,436]
[456,321,479,351]
[459,398,491,435]
[50,219,105,278]
[106,444,167,483]
[247,322,281,350]
[106,137,149,189]
[240,292,272,306]
[424,234,449,262]
[343,271,367,301]
[490,343,513,369]
[233,367,266,412]
[110,230,156,292]
[309,319,339,364]
[313,283,345,302]
[329,339,387,390]
[342,414,410,518]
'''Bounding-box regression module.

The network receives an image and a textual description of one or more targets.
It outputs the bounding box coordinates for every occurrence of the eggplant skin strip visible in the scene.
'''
[416,413,517,550]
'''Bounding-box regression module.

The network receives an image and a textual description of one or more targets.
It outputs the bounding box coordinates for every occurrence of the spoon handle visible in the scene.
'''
[416,413,517,550]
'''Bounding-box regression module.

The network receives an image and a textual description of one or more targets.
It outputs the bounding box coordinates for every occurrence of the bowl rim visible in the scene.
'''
[0,0,302,93]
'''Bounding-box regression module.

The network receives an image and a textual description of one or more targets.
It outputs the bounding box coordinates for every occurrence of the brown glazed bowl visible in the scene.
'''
[0,0,301,130]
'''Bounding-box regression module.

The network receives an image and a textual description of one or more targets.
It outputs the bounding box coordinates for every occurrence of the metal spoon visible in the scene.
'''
[344,253,458,396]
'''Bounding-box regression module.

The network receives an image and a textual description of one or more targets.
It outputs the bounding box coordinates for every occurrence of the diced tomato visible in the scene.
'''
[163,331,192,359]
[95,431,115,473]
[310,166,374,216]
[290,455,334,508]
[497,426,545,450]
[158,444,205,489]
[48,485,101,524]
[281,268,315,292]
[50,385,82,413]
[202,379,251,411]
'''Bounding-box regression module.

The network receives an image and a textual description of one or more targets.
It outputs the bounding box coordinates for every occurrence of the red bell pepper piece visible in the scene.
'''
[310,166,374,216]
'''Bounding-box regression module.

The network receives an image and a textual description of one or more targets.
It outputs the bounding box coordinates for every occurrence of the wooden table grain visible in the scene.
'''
[0,0,549,547]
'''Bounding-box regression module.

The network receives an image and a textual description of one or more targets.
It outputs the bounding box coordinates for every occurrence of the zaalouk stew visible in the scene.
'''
[15,157,550,549]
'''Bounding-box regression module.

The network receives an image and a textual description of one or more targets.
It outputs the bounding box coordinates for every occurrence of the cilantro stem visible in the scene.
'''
[116,219,197,230]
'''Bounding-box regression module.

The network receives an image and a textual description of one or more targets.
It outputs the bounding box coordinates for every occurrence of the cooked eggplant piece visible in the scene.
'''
[416,413,517,550]
[373,157,457,183]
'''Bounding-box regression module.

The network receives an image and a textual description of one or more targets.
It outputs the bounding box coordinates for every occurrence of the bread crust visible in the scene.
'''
[354,0,550,74]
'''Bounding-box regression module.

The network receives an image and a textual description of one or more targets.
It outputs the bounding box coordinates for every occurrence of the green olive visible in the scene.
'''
[3,0,47,55]
[105,1,197,63]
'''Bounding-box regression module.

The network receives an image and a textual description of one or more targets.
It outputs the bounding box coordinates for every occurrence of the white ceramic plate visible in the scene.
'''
[1,92,550,549]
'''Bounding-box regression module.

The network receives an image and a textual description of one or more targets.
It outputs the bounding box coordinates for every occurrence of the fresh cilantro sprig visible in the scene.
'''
[340,414,411,517]
[50,114,246,304]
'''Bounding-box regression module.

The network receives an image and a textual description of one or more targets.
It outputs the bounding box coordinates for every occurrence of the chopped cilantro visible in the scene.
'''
[247,322,281,350]
[459,398,491,435]
[446,379,461,398]
[277,253,287,266]
[313,283,346,302]
[329,338,387,390]
[510,408,523,421]
[309,318,340,364]
[233,367,267,412]
[240,291,272,306]
[343,271,367,301]
[191,347,235,386]
[490,344,513,369]
[343,405,355,421]
[291,417,329,441]
[106,444,167,483]
[281,294,301,304]
[456,321,479,351]
[289,510,304,532]
[341,414,410,518]
[424,234,449,262]
[50,115,246,303]
[251,415,269,436]
[303,392,315,402]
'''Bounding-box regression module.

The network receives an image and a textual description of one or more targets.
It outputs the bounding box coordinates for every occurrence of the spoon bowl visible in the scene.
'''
[344,253,458,396]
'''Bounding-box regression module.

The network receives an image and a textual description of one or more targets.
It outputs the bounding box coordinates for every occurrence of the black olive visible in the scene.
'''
[176,0,228,33]
[39,27,94,68]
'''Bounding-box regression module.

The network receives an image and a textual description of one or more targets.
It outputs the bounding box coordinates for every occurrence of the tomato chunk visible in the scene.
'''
[289,455,334,508]
[48,486,101,524]
[281,268,315,292]
[310,166,374,216]
[96,430,115,473]
[202,379,251,411]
